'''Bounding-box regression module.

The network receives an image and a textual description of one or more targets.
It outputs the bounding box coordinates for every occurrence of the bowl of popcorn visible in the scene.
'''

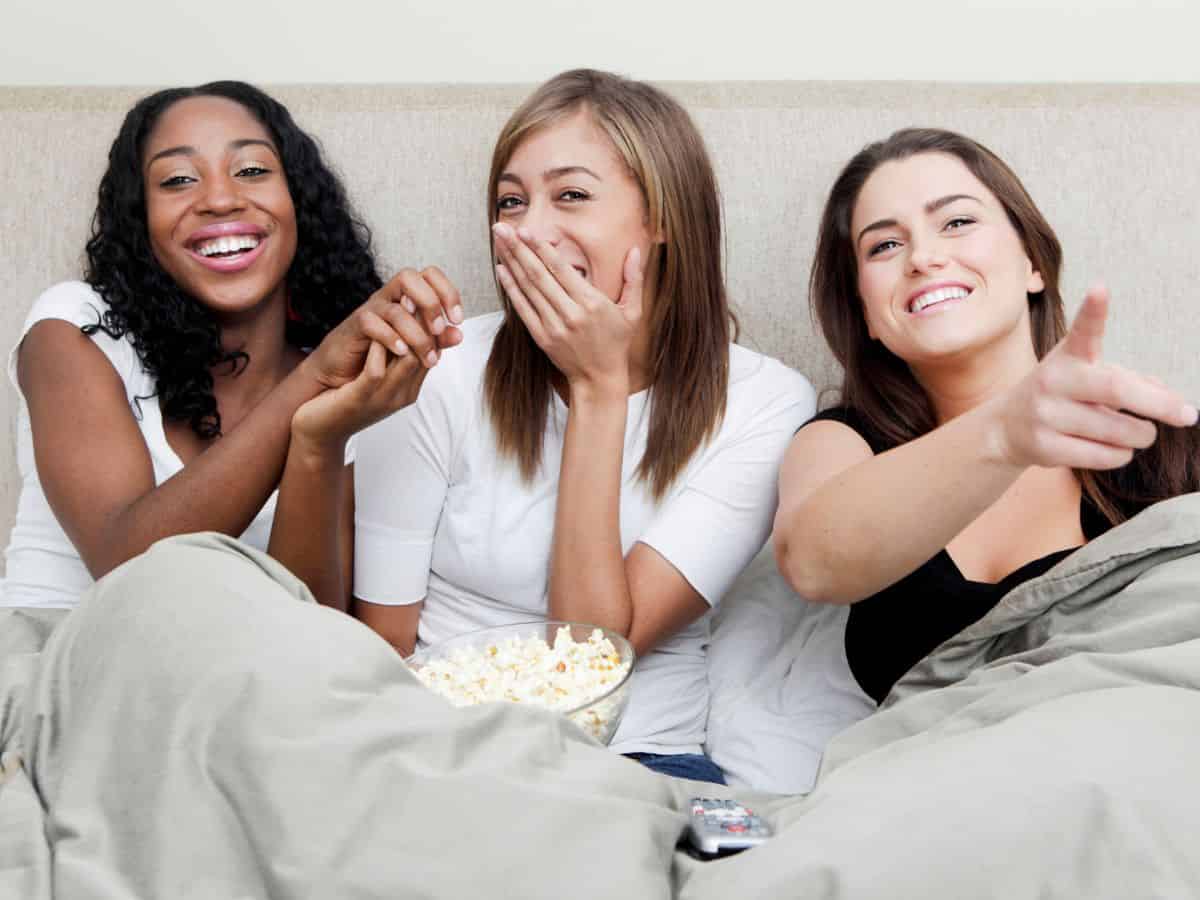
[405,620,635,745]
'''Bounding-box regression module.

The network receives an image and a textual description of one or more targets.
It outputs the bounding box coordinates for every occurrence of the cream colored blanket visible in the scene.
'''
[5,493,1200,898]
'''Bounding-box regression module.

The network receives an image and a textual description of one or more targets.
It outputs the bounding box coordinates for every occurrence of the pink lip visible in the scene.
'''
[906,281,973,313]
[186,239,266,273]
[184,221,269,273]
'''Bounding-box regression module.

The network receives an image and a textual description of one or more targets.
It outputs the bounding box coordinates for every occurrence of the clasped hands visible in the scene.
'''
[293,266,465,446]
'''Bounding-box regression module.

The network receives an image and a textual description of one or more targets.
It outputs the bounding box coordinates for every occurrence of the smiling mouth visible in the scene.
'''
[909,285,972,313]
[191,234,263,260]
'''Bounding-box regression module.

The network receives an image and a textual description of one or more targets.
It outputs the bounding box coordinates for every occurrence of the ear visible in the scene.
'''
[1026,262,1045,294]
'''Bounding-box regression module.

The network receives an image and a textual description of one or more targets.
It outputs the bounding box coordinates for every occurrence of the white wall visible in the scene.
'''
[8,0,1200,85]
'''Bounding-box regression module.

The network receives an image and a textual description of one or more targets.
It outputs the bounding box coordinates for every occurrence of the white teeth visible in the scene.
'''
[195,234,261,257]
[911,286,969,313]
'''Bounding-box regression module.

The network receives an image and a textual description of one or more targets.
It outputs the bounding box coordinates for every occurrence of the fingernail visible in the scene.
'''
[394,340,408,357]
[517,227,532,242]
[402,297,416,314]
[432,315,446,335]
[492,222,508,238]
[424,350,439,367]
[449,305,464,325]
[495,263,508,280]
[1184,404,1198,425]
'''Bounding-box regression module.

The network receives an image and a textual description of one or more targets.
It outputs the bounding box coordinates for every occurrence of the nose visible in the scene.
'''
[518,198,561,246]
[906,231,948,274]
[197,172,244,216]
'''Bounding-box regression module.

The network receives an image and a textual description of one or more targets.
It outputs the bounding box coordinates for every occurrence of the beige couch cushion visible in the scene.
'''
[2,82,1198,554]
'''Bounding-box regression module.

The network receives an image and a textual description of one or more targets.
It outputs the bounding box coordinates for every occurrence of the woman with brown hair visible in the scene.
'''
[774,127,1200,704]
[352,69,813,782]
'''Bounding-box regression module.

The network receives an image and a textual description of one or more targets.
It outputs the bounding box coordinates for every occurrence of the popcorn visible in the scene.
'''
[410,626,632,742]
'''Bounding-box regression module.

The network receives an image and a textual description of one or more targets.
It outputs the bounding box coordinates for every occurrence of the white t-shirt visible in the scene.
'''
[354,312,815,755]
[0,281,278,609]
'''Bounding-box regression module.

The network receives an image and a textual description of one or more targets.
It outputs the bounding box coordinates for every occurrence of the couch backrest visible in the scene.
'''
[2,82,1198,557]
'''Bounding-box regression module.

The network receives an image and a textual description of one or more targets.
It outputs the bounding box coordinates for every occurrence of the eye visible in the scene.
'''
[496,194,524,215]
[158,174,196,189]
[867,238,900,257]
[557,189,589,202]
[944,216,975,230]
[235,165,271,178]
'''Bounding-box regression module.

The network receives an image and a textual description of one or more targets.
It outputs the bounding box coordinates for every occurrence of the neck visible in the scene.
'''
[910,321,1040,424]
[210,288,299,413]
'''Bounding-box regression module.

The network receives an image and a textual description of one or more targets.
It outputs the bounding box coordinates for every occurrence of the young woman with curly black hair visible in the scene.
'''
[0,81,463,612]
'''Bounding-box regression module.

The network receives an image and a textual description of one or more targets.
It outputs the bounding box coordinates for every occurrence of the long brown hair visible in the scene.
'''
[483,69,732,499]
[811,127,1199,525]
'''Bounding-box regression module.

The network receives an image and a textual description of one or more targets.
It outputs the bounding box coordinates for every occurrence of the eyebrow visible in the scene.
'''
[855,193,983,247]
[145,138,278,168]
[497,165,603,187]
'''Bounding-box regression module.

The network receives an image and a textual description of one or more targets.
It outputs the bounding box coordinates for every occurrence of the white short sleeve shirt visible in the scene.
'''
[1,282,281,608]
[354,312,815,755]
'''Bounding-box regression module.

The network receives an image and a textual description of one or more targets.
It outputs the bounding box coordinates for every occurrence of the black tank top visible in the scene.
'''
[803,407,1112,703]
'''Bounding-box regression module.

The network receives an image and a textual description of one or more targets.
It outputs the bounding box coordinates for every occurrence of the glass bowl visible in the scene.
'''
[405,620,635,745]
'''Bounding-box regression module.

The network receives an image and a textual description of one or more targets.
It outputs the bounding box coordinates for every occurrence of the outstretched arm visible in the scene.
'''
[773,286,1198,604]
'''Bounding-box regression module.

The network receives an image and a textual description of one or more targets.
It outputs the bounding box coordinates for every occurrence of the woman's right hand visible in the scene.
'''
[291,340,431,450]
[301,266,464,392]
[987,285,1198,471]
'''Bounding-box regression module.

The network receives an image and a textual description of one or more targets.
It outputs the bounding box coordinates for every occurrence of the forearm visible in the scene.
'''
[774,403,1025,604]
[268,431,350,611]
[547,381,632,634]
[87,365,326,576]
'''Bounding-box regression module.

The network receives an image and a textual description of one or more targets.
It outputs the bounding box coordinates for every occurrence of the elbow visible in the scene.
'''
[80,540,139,583]
[772,525,859,607]
[369,616,415,657]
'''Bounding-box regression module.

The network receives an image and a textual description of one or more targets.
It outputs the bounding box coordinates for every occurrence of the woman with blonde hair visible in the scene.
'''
[353,69,813,782]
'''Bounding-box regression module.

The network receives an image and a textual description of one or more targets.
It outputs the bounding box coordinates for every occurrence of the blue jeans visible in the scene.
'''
[624,752,727,785]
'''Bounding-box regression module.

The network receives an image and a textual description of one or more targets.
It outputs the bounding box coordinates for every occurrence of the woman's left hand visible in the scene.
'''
[291,339,429,454]
[492,222,643,393]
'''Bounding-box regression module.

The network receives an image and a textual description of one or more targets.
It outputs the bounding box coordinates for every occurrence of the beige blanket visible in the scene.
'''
[5,493,1200,897]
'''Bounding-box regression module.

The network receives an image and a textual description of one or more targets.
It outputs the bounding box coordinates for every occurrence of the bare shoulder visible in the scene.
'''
[779,417,875,506]
[789,417,874,457]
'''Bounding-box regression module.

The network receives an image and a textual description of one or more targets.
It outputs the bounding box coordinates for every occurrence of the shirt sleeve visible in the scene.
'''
[9,282,138,398]
[638,359,816,607]
[352,353,463,606]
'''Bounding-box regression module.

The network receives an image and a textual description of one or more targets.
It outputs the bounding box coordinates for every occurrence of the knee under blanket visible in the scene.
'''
[4,492,1200,898]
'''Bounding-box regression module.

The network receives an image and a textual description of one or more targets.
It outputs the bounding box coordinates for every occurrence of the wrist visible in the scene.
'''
[294,354,335,395]
[288,425,348,470]
[969,398,1025,472]
[567,373,630,407]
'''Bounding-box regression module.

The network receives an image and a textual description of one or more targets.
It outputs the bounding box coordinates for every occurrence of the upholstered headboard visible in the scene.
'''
[2,82,1197,556]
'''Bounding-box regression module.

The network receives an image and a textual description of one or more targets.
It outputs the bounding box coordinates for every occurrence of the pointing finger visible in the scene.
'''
[1061,284,1109,363]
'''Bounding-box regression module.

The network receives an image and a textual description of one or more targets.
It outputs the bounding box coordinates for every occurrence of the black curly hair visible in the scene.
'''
[83,80,382,438]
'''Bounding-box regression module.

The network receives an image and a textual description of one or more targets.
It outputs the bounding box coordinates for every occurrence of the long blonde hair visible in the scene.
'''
[484,69,733,499]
